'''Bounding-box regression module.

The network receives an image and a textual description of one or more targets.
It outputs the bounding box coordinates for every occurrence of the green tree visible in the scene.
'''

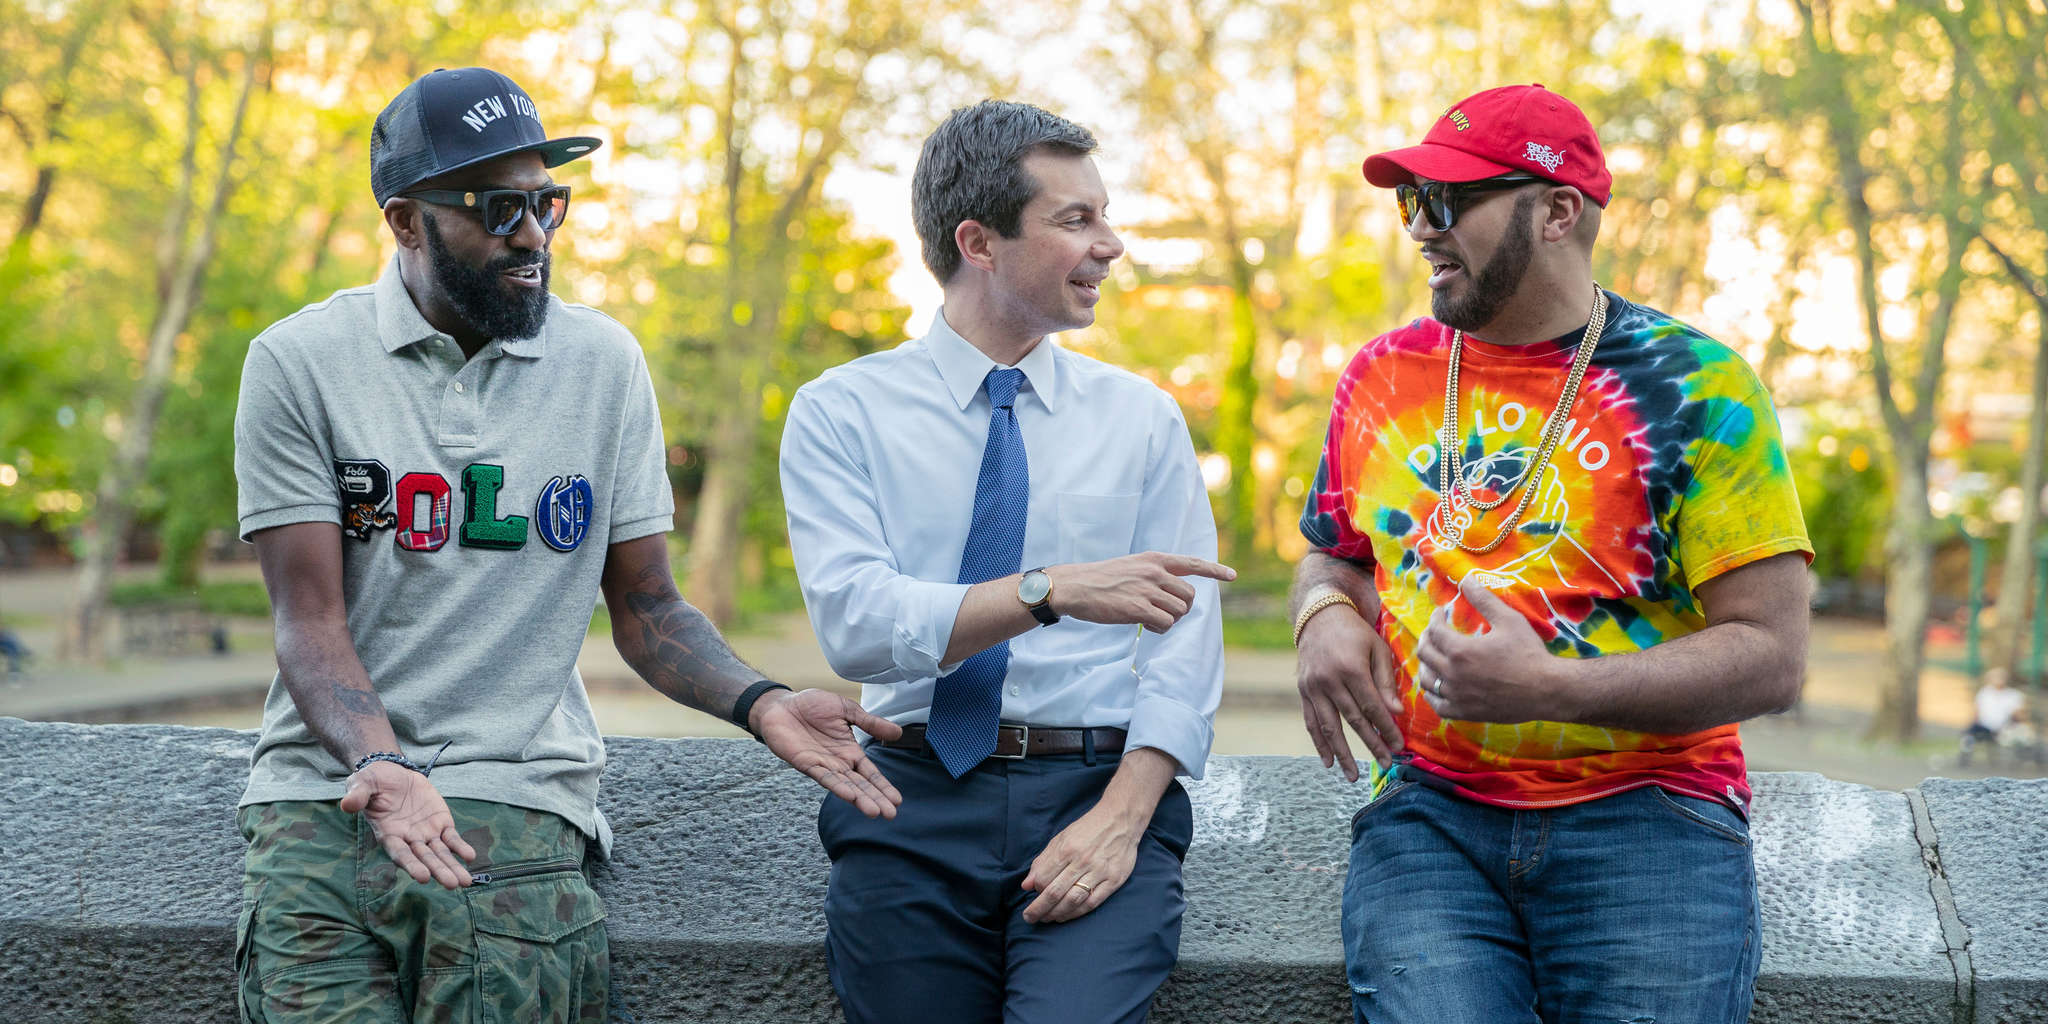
[67,3,269,657]
[1102,0,1338,563]
[1784,0,1982,741]
[1949,0,2048,684]
[0,0,132,538]
[591,0,983,625]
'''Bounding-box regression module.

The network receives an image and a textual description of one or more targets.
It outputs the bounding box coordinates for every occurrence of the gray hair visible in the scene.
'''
[912,100,1098,284]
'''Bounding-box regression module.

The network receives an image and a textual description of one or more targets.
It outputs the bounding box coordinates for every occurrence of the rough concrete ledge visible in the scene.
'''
[1916,777,2048,1024]
[3,718,2041,1023]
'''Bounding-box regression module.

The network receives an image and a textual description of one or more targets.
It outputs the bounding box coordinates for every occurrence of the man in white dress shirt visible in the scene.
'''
[779,99,1233,1023]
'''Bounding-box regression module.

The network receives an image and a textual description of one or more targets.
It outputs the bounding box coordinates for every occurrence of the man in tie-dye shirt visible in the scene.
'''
[1289,84,1811,1024]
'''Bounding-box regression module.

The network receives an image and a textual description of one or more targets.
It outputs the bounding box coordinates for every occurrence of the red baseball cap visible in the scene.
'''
[1363,84,1612,207]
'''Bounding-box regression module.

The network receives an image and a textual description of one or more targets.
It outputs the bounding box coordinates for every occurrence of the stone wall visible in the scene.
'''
[3,718,2041,1022]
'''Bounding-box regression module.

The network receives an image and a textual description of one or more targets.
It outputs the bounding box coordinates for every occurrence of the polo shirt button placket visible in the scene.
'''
[437,363,480,449]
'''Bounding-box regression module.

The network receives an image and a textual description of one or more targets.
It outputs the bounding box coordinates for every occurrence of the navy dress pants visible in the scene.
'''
[820,744,1194,1024]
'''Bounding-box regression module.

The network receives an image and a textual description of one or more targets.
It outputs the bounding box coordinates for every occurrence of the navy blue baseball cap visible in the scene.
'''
[370,67,601,206]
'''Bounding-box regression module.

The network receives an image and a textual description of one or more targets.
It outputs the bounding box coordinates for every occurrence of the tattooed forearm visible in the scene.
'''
[273,616,398,767]
[1290,551,1380,620]
[619,564,764,718]
[331,683,385,716]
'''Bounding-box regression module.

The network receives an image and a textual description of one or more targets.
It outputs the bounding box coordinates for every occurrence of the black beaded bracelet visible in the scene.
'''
[730,680,793,741]
[351,739,452,777]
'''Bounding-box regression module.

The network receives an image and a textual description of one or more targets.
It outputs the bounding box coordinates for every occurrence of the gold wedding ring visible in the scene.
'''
[1073,880,1095,893]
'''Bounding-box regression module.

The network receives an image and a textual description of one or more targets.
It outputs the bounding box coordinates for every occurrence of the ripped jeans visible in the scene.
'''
[1342,773,1759,1024]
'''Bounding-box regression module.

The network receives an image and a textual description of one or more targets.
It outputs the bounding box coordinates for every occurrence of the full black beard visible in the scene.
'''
[421,212,551,340]
[1432,190,1539,333]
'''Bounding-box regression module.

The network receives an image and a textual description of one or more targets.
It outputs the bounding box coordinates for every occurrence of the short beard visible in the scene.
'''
[421,211,551,340]
[1432,189,1539,333]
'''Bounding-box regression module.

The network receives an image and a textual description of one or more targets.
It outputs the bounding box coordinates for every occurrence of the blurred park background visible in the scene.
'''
[4,0,2048,786]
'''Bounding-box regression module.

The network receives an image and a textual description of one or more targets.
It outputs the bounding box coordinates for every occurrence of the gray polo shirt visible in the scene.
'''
[233,258,674,852]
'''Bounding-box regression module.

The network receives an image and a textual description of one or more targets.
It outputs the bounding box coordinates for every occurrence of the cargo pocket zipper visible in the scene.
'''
[470,860,580,885]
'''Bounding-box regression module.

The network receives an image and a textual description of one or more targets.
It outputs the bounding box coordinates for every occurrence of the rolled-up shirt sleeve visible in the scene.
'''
[1124,398,1224,779]
[607,345,677,544]
[780,386,970,685]
[235,340,340,541]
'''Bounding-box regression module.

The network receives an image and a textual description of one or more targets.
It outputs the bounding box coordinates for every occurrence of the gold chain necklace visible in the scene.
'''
[1436,288,1609,554]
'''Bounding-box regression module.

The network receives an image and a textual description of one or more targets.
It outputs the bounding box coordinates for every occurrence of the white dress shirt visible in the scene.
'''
[779,311,1224,777]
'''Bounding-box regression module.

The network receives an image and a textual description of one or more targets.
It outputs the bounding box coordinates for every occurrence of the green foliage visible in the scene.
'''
[620,191,913,575]
[108,578,270,617]
[1221,613,1296,651]
[1794,420,1891,581]
[0,249,108,530]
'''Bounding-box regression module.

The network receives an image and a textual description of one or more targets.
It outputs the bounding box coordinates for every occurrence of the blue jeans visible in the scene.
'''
[1343,771,1760,1024]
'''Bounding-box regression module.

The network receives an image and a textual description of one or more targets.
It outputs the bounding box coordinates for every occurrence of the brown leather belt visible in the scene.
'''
[879,723,1128,760]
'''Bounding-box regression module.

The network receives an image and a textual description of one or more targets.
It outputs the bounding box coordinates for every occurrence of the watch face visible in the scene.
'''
[1019,571,1052,604]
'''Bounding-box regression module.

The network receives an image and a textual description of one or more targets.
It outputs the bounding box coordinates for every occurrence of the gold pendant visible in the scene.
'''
[1438,499,1472,546]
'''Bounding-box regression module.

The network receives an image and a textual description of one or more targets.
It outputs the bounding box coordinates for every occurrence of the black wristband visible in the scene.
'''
[351,741,451,777]
[731,680,793,741]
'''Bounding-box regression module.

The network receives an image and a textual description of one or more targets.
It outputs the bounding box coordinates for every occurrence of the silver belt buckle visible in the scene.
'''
[990,724,1030,759]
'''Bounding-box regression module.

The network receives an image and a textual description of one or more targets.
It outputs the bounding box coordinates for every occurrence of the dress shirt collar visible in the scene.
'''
[374,255,547,359]
[926,308,1061,414]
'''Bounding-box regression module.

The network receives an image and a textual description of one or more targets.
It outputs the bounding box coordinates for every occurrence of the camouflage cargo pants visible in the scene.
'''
[236,797,608,1024]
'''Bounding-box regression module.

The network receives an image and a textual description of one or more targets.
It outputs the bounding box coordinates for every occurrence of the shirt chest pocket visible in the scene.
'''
[1057,491,1142,564]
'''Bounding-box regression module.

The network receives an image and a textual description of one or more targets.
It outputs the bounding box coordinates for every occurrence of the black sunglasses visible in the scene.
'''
[1395,175,1545,232]
[400,185,572,236]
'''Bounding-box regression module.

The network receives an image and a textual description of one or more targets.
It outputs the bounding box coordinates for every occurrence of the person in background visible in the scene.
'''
[1960,666,2025,766]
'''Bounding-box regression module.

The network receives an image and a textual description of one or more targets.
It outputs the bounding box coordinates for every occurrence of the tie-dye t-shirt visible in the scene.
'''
[1299,290,1810,812]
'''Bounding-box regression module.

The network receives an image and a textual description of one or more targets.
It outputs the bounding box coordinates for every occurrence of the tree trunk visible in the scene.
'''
[683,359,762,628]
[1872,463,1932,742]
[680,9,867,626]
[679,15,764,630]
[10,166,57,254]
[1216,253,1260,561]
[684,235,798,630]
[68,43,259,659]
[1798,0,1969,742]
[6,0,113,254]
[69,256,209,656]
[1983,238,2048,681]
[1993,312,2048,680]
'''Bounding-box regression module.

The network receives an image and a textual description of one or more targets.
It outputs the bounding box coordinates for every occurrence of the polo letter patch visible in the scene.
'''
[329,458,597,553]
[395,472,453,551]
[460,463,530,550]
[335,460,396,541]
[535,475,594,552]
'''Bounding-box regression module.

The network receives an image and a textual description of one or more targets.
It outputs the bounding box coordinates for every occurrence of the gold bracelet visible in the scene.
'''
[1292,591,1360,648]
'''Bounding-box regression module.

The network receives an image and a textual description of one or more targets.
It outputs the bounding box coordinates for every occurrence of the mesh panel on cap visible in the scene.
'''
[369,86,440,204]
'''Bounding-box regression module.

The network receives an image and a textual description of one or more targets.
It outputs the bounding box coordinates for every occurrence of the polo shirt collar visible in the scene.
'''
[926,308,1061,414]
[372,255,549,359]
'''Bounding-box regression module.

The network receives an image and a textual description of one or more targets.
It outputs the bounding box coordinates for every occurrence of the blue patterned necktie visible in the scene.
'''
[925,367,1029,778]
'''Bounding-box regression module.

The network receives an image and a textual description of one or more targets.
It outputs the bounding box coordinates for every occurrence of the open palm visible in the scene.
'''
[756,687,905,819]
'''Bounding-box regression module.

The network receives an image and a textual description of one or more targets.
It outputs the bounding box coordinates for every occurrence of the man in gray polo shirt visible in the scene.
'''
[231,66,902,1023]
